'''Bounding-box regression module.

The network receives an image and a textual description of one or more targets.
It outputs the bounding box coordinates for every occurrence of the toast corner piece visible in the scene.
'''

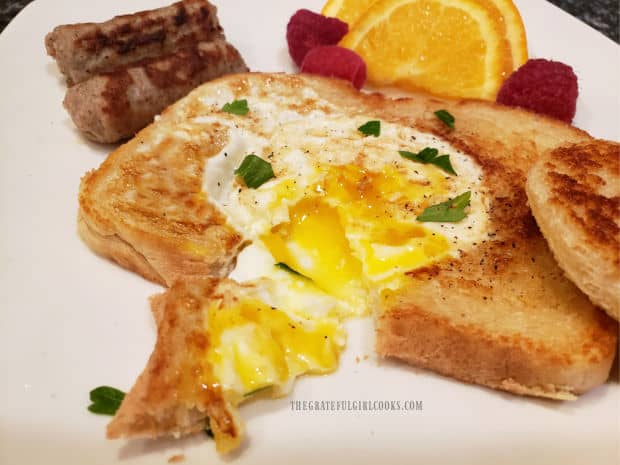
[105,279,244,454]
[375,302,618,400]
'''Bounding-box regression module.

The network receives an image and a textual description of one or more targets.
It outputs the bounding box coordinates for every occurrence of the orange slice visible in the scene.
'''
[484,0,528,68]
[469,0,514,78]
[340,0,514,99]
[322,0,528,72]
[321,0,378,28]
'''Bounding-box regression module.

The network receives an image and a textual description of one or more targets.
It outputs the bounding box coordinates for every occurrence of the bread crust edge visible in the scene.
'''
[78,208,167,285]
[376,304,617,400]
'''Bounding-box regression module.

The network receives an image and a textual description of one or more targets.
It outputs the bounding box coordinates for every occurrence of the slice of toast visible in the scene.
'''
[106,278,244,453]
[78,109,245,285]
[107,275,347,452]
[78,72,591,286]
[526,140,620,320]
[372,104,618,399]
[79,73,618,450]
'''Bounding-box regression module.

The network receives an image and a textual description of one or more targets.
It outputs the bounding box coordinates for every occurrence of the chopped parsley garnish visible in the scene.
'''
[417,191,471,223]
[399,147,457,175]
[434,109,455,129]
[221,99,249,116]
[234,154,275,188]
[276,262,305,277]
[87,386,125,415]
[358,120,381,137]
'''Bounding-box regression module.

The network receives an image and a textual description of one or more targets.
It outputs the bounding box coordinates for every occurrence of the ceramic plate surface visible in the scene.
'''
[0,1,618,464]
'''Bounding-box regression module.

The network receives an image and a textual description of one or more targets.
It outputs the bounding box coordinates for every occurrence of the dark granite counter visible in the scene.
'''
[0,0,29,32]
[547,0,618,43]
[1,0,618,43]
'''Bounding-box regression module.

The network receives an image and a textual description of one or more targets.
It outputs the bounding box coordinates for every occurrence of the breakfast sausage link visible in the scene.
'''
[63,39,248,144]
[45,0,224,85]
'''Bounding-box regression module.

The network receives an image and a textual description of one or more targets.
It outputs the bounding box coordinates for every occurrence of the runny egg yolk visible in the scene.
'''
[261,198,364,303]
[262,163,451,294]
[206,163,454,398]
[206,299,343,396]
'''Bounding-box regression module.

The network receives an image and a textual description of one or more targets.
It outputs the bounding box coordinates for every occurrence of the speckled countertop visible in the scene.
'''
[1,0,618,42]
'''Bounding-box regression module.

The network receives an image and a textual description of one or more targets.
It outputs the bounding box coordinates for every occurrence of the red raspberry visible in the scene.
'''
[496,59,579,123]
[286,9,349,67]
[301,45,367,89]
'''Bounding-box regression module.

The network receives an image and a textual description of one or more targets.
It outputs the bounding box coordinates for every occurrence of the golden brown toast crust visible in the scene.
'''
[377,303,616,400]
[78,211,166,284]
[78,112,245,286]
[107,278,243,453]
[526,141,620,320]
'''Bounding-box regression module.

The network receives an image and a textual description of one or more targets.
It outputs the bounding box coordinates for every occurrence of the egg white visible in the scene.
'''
[196,85,490,399]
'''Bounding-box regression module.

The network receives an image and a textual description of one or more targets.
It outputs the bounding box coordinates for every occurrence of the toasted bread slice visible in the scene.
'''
[376,214,616,399]
[78,72,591,286]
[374,112,618,400]
[526,140,620,320]
[80,74,617,446]
[107,278,244,453]
[78,112,245,286]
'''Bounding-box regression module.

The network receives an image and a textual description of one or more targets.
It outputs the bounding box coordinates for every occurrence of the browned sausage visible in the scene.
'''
[63,39,248,143]
[45,0,223,85]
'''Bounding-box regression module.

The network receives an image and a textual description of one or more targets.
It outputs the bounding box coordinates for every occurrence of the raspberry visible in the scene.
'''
[286,9,349,67]
[301,45,367,89]
[496,59,578,123]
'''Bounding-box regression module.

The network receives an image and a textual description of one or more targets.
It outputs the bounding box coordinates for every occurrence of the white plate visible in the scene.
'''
[0,1,618,464]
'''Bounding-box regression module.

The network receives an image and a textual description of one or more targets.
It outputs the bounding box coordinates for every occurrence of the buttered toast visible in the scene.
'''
[79,74,617,451]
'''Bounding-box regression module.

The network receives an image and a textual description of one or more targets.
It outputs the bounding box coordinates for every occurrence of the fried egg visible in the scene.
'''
[198,86,489,401]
